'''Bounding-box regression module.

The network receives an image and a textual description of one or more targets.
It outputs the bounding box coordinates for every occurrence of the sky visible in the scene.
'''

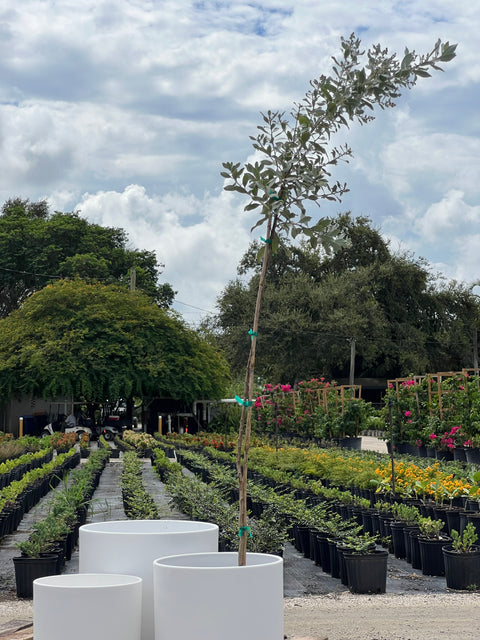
[1,1,479,324]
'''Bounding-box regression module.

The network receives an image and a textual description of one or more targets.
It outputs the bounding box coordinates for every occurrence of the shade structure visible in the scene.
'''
[33,573,142,640]
[153,552,284,640]
[79,520,219,640]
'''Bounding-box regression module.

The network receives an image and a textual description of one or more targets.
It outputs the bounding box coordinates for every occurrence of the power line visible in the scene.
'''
[174,299,215,314]
[0,265,61,279]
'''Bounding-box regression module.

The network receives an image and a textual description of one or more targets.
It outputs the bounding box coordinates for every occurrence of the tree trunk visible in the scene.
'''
[236,233,272,566]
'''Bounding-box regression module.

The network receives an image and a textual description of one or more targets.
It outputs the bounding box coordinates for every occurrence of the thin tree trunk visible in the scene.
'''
[236,228,273,566]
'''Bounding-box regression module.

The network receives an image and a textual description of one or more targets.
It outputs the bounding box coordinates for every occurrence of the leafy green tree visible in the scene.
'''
[213,215,478,381]
[0,279,229,404]
[0,198,175,316]
[220,33,456,564]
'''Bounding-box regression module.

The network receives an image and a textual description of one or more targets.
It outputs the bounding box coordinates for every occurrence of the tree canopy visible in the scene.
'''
[0,279,229,403]
[0,197,175,317]
[212,214,478,382]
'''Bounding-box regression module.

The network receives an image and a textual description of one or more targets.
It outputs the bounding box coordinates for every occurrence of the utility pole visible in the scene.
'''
[348,337,356,385]
[130,267,136,292]
[473,328,478,370]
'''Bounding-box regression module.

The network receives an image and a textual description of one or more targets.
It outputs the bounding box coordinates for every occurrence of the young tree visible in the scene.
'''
[221,33,457,564]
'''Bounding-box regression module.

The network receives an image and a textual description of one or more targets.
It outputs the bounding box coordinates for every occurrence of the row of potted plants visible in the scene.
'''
[0,434,47,463]
[253,378,371,440]
[214,371,480,453]
[0,447,54,489]
[49,432,78,452]
[160,433,480,591]
[13,447,111,597]
[0,448,80,541]
[120,451,159,519]
[155,438,393,592]
[383,372,480,450]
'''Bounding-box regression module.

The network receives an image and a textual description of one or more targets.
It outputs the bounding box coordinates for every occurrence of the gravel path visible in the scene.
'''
[284,592,480,640]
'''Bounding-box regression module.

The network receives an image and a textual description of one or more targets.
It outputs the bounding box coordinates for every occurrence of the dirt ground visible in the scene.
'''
[284,592,480,640]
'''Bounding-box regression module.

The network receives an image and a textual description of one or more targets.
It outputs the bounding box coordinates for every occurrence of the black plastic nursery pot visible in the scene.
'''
[443,545,480,590]
[409,531,423,570]
[316,533,332,574]
[344,549,388,594]
[328,539,341,579]
[390,521,407,560]
[418,536,450,576]
[13,555,58,598]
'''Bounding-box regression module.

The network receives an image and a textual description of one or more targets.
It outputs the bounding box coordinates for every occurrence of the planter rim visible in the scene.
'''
[80,519,218,536]
[153,551,283,570]
[418,535,451,542]
[33,573,143,589]
[342,549,388,558]
[442,544,480,556]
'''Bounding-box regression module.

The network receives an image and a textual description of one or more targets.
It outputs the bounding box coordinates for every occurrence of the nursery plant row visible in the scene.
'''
[0,446,80,541]
[150,433,480,590]
[12,446,111,597]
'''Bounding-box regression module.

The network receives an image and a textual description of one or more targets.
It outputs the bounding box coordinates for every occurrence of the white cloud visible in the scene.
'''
[76,185,256,321]
[414,190,480,240]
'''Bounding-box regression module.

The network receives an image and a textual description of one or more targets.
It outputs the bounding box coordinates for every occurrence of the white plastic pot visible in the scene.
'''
[79,520,218,640]
[153,552,283,640]
[33,573,142,640]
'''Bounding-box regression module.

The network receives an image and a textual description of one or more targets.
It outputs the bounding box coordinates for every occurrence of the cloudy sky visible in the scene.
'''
[1,1,479,324]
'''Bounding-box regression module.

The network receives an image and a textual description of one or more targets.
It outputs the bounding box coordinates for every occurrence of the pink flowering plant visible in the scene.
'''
[253,377,371,439]
[428,374,480,443]
[254,383,298,434]
[382,377,427,445]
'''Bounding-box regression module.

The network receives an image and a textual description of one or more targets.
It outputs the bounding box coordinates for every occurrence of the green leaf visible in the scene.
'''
[414,68,431,78]
[297,114,310,127]
[271,234,280,254]
[256,245,265,263]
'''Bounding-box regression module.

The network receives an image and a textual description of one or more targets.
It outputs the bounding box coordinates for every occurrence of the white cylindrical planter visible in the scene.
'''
[153,552,283,640]
[79,520,218,640]
[33,573,142,640]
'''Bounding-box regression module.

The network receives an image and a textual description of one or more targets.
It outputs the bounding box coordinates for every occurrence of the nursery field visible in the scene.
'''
[1,433,480,640]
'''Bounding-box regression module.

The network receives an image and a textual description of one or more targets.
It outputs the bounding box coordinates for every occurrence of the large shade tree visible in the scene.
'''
[212,214,479,382]
[0,279,229,403]
[0,197,175,317]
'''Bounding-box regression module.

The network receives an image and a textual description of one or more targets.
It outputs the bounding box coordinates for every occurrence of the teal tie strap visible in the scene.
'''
[248,329,258,340]
[238,525,253,538]
[235,395,253,408]
[260,237,272,244]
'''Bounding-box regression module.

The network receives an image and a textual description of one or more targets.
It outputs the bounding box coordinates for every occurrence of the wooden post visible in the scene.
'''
[19,416,23,438]
[348,337,355,385]
[130,267,136,291]
[158,415,162,434]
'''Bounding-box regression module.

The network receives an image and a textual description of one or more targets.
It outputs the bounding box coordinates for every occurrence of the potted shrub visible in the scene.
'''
[417,517,451,576]
[13,538,58,598]
[443,522,480,590]
[79,433,90,458]
[390,502,421,562]
[341,532,388,593]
